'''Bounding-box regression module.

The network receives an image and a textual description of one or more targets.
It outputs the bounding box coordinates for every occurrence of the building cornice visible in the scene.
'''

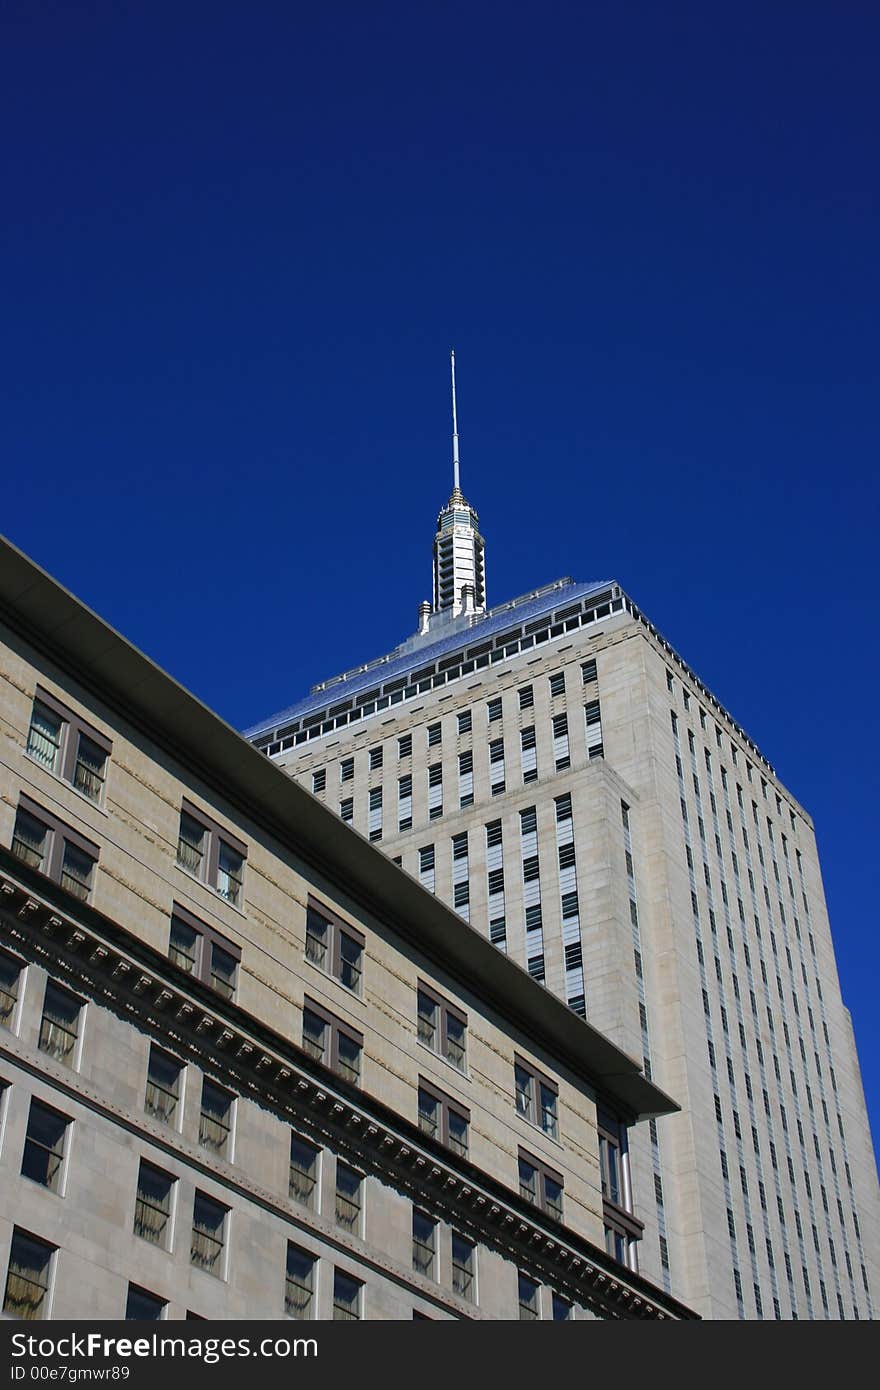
[0,858,697,1320]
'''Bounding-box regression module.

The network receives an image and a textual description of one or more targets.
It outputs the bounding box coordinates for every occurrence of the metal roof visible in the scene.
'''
[243,576,616,738]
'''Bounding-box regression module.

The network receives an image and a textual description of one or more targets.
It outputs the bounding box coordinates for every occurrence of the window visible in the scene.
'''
[487,697,502,722]
[302,998,363,1086]
[11,797,99,902]
[304,900,364,994]
[340,797,353,823]
[21,1100,69,1193]
[552,1292,572,1320]
[369,746,383,771]
[199,1078,234,1157]
[125,1285,166,1320]
[549,672,565,697]
[581,658,597,685]
[552,712,570,770]
[457,710,472,734]
[520,726,537,783]
[134,1161,175,1247]
[427,722,441,748]
[39,982,83,1068]
[398,733,412,758]
[191,1192,228,1276]
[285,1244,316,1319]
[458,750,474,807]
[3,1230,55,1320]
[428,761,443,819]
[451,1233,475,1302]
[419,845,436,892]
[340,757,354,782]
[176,802,246,908]
[0,947,23,1029]
[519,686,534,710]
[598,1111,625,1205]
[168,905,239,1000]
[398,774,413,831]
[417,983,467,1070]
[26,689,111,804]
[289,1133,320,1208]
[335,1162,362,1232]
[418,1079,469,1156]
[145,1045,182,1126]
[518,1271,540,1320]
[312,770,326,794]
[514,1057,558,1139]
[333,1269,362,1320]
[598,1109,642,1263]
[412,1210,436,1278]
[519,1151,563,1221]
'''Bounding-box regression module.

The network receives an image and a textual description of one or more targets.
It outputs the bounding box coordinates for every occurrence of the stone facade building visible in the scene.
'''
[246,464,880,1320]
[0,534,689,1322]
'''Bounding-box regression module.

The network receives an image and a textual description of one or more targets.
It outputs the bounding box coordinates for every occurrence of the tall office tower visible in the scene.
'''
[245,377,879,1321]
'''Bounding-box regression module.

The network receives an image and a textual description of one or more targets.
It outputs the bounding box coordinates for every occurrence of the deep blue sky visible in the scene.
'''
[2,3,878,1153]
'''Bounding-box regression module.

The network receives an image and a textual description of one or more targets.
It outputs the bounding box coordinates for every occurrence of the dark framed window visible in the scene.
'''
[417,1078,469,1157]
[340,757,354,782]
[168,904,240,1000]
[145,1045,182,1126]
[289,1133,320,1208]
[340,797,353,823]
[11,796,99,903]
[21,1100,70,1192]
[427,723,441,748]
[39,982,83,1068]
[335,1162,362,1232]
[333,1269,362,1320]
[304,899,364,995]
[417,982,467,1071]
[176,801,246,909]
[412,1209,436,1278]
[457,710,472,734]
[286,1244,316,1319]
[549,672,565,697]
[518,686,534,710]
[581,659,597,685]
[518,1271,540,1319]
[134,1161,175,1247]
[552,1292,571,1320]
[518,1149,563,1221]
[302,997,363,1086]
[598,1109,643,1262]
[312,770,326,794]
[125,1284,166,1320]
[26,688,112,804]
[199,1078,234,1157]
[451,1233,475,1302]
[398,733,413,758]
[3,1229,55,1320]
[0,947,23,1030]
[191,1192,228,1276]
[514,1056,558,1139]
[487,697,502,722]
[369,746,383,771]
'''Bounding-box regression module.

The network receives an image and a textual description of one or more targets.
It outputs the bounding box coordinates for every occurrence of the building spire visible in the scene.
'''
[427,349,487,620]
[451,348,461,494]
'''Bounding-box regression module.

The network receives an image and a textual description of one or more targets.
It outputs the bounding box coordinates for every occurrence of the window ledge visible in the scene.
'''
[23,751,110,818]
[174,862,249,919]
[416,1037,470,1083]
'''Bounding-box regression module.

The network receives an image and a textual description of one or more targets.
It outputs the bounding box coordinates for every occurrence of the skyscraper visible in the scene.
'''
[245,360,880,1320]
